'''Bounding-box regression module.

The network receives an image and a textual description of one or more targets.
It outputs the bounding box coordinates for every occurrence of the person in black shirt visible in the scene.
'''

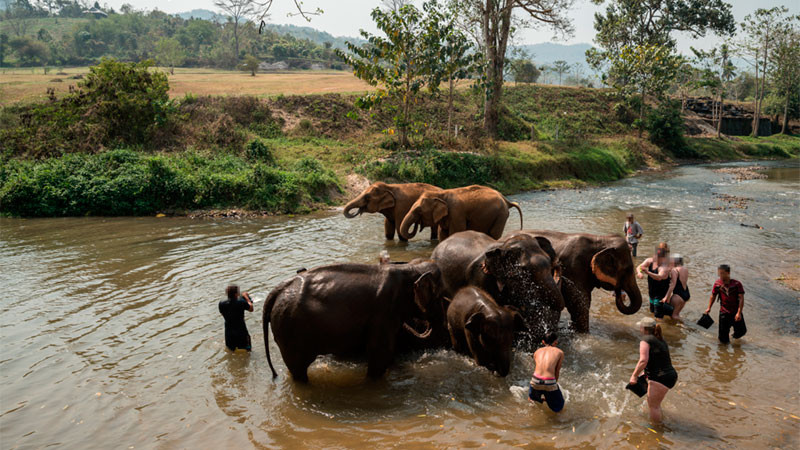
[219,285,254,352]
[629,317,678,423]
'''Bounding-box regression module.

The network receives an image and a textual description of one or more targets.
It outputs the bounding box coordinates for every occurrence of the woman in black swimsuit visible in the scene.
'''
[629,317,678,423]
[637,243,671,314]
[662,255,690,319]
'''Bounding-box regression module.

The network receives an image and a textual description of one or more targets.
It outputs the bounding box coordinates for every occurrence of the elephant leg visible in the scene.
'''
[430,226,439,240]
[366,329,395,379]
[384,218,396,240]
[562,278,591,333]
[488,217,507,240]
[284,351,316,383]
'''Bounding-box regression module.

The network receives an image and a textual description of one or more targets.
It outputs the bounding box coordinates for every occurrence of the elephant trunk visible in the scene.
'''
[615,274,643,315]
[403,321,433,339]
[399,210,421,239]
[343,197,365,218]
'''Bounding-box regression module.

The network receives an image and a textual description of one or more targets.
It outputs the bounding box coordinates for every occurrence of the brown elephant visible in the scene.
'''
[509,230,643,332]
[399,185,522,241]
[262,260,442,382]
[343,182,443,241]
[446,286,526,376]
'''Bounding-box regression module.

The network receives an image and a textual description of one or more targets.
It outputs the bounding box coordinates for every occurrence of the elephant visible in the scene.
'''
[262,260,442,382]
[343,182,443,241]
[399,185,523,241]
[446,286,526,376]
[508,230,643,331]
[431,231,569,342]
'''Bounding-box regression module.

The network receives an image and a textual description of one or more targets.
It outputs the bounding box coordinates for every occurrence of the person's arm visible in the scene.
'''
[630,341,649,384]
[637,258,651,279]
[735,292,744,321]
[662,269,678,303]
[555,351,563,380]
[242,292,254,312]
[704,287,717,314]
[646,265,670,280]
[635,223,643,239]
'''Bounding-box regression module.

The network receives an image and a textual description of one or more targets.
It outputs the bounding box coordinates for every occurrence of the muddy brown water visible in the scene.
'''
[1,161,798,448]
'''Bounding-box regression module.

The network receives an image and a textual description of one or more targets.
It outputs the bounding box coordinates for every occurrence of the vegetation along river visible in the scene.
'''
[1,160,798,448]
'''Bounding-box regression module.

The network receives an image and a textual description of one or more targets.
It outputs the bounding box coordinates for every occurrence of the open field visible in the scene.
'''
[0,68,374,105]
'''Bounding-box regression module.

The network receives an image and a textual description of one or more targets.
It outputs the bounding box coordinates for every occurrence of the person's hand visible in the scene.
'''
[735,312,742,322]
[637,272,644,279]
[629,376,638,385]
[661,298,668,303]
[704,308,711,315]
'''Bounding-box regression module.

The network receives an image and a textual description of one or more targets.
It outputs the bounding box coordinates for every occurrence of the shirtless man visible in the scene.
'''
[528,331,565,413]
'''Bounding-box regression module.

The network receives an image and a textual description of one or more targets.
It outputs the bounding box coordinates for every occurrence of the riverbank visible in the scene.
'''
[2,83,798,217]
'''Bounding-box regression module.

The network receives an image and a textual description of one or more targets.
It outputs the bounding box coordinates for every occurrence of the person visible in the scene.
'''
[379,250,391,264]
[661,255,690,320]
[637,243,671,314]
[629,317,678,423]
[623,214,644,257]
[219,285,254,352]
[705,264,745,344]
[528,331,565,413]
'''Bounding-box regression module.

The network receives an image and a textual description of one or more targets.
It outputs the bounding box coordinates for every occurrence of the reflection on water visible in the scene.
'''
[1,161,798,448]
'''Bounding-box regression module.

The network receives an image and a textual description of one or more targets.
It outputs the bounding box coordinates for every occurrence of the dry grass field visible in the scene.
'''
[0,67,373,105]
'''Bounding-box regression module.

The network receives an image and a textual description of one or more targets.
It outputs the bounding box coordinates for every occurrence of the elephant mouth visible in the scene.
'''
[344,206,365,218]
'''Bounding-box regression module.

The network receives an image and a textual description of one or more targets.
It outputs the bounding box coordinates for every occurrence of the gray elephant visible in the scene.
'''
[509,230,643,332]
[431,231,573,341]
[447,286,526,376]
[263,260,442,382]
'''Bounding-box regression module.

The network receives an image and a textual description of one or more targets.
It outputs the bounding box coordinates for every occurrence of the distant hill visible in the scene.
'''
[516,42,593,67]
[173,9,363,49]
[175,9,224,23]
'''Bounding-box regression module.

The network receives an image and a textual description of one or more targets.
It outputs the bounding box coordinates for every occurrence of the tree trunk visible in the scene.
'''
[782,91,789,134]
[638,88,645,139]
[752,61,760,137]
[234,21,240,61]
[481,2,512,139]
[170,65,174,75]
[448,77,454,139]
[717,93,724,138]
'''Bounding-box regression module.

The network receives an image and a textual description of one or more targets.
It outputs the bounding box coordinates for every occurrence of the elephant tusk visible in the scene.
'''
[403,321,432,339]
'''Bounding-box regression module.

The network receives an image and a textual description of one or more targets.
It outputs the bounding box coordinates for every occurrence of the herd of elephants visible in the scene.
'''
[262,182,642,382]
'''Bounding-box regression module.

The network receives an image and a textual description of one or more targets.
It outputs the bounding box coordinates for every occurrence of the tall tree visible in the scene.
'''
[423,0,480,138]
[155,37,186,75]
[587,0,735,137]
[737,6,790,137]
[552,60,570,85]
[336,5,436,147]
[769,16,800,134]
[693,44,735,137]
[452,0,574,138]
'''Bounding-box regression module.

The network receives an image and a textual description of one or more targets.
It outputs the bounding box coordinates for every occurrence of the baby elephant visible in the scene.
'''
[447,287,525,376]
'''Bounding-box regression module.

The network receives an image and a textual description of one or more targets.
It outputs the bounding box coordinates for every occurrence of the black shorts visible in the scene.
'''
[648,371,678,389]
[529,385,565,412]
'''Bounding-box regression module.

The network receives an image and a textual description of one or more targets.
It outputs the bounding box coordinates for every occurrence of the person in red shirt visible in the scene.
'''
[704,264,745,343]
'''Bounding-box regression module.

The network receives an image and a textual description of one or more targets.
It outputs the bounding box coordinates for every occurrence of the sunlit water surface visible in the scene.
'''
[1,161,798,448]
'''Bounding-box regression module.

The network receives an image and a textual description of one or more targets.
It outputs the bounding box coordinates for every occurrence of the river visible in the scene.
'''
[1,161,798,448]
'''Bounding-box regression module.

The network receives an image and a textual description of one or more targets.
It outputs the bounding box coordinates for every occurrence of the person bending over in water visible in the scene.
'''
[630,317,677,423]
[661,255,690,320]
[219,285,254,352]
[528,331,565,413]
[638,243,671,314]
[705,264,745,344]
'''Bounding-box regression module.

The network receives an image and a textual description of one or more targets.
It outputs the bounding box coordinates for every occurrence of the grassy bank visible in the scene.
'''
[1,76,798,217]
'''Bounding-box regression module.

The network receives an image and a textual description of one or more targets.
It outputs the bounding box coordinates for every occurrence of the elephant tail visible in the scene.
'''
[263,286,281,379]
[506,198,523,229]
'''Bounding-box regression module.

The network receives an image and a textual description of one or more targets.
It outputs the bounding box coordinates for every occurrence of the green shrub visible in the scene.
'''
[245,139,276,164]
[645,101,695,157]
[496,108,530,141]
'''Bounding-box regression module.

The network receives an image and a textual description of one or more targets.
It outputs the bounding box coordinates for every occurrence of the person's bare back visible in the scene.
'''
[533,345,563,380]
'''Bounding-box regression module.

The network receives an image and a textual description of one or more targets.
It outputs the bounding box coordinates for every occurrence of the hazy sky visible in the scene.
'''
[106,0,798,53]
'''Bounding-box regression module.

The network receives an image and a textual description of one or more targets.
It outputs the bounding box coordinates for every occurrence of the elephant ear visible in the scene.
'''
[465,312,485,334]
[591,248,620,288]
[375,189,396,211]
[504,305,528,332]
[432,198,448,224]
[534,237,558,264]
[413,271,437,313]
